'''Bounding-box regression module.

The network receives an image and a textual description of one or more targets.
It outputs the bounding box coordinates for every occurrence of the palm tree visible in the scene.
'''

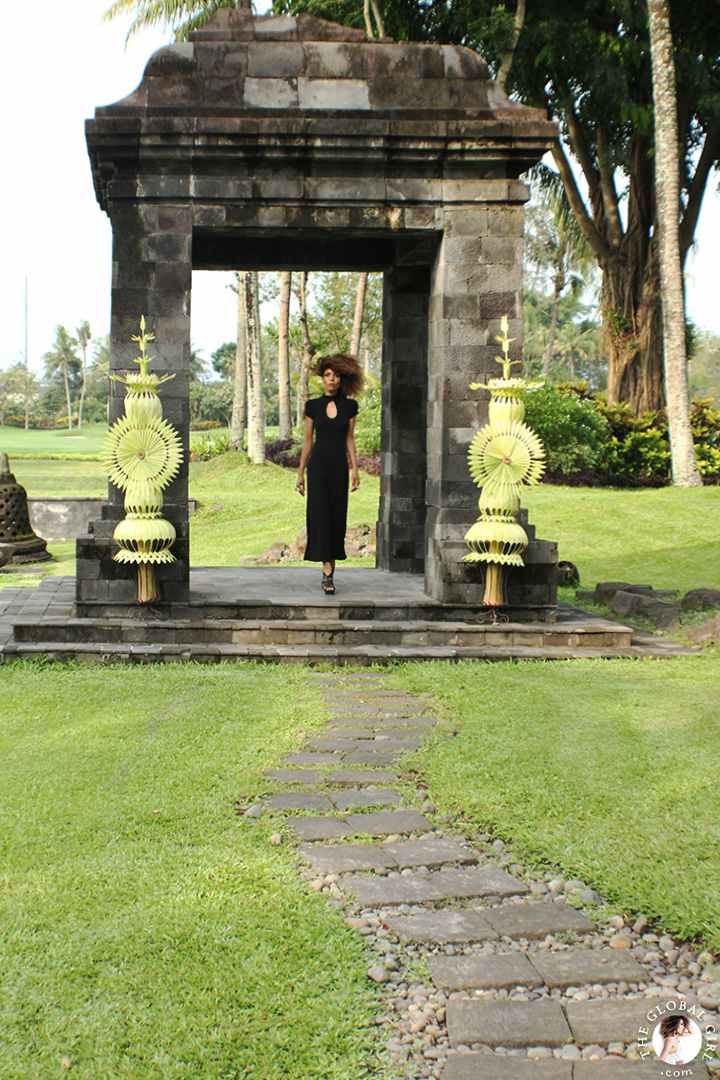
[75,320,92,430]
[647,0,702,487]
[277,271,293,440]
[524,191,595,377]
[43,326,80,431]
[243,271,265,464]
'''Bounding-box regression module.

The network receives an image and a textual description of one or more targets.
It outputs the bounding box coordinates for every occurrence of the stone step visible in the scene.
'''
[342,865,529,908]
[10,614,633,650]
[386,901,595,945]
[428,948,646,992]
[0,640,658,665]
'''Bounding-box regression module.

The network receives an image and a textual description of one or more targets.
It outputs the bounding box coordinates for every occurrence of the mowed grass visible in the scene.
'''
[189,453,380,565]
[0,663,380,1080]
[393,655,720,950]
[0,423,109,456]
[523,484,720,594]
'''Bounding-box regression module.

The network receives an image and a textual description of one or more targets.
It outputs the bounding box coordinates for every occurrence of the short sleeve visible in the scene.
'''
[347,398,359,419]
[304,398,317,420]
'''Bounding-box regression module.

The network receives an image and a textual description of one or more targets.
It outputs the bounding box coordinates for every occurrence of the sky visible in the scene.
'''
[1,0,718,376]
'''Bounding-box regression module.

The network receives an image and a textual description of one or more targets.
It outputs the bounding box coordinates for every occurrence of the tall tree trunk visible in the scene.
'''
[63,361,73,431]
[229,275,247,452]
[496,0,526,92]
[78,344,88,430]
[245,271,265,465]
[542,275,563,377]
[277,270,293,440]
[648,0,702,486]
[350,272,368,359]
[295,271,316,425]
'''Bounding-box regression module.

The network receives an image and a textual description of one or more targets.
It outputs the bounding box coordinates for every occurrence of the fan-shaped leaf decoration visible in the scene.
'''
[102,415,182,492]
[468,420,545,489]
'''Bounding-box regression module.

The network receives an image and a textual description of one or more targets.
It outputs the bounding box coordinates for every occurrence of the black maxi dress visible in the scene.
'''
[303,394,359,562]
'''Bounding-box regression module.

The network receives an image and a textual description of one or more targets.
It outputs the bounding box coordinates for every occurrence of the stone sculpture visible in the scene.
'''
[0,454,51,563]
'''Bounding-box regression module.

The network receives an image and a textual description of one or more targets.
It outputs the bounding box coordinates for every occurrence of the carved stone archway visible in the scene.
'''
[79,8,557,613]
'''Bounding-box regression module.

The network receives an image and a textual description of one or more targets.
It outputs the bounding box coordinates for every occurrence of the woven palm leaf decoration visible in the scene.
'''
[101,317,183,604]
[465,317,546,607]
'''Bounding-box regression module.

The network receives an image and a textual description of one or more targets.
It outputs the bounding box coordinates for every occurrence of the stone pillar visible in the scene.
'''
[75,201,192,608]
[376,266,429,574]
[425,201,525,603]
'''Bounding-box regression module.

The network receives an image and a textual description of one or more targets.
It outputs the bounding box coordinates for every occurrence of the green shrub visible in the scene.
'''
[522,384,611,475]
[354,380,381,455]
[690,398,720,477]
[603,427,671,478]
[190,433,230,459]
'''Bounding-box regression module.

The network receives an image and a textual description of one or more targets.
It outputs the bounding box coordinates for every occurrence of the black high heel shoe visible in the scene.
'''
[322,572,335,594]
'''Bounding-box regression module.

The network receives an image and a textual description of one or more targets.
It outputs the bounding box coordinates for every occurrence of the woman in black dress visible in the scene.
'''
[296,354,364,594]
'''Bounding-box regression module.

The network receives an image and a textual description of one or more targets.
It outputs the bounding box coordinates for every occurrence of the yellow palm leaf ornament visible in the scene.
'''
[101,318,183,604]
[465,317,546,607]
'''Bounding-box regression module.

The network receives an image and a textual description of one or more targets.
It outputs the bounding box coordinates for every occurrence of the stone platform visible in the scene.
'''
[0,568,696,664]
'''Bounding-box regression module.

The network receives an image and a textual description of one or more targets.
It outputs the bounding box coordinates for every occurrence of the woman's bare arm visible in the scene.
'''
[347,416,360,491]
[296,415,314,496]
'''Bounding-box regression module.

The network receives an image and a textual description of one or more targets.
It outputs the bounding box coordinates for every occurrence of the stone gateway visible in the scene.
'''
[79,7,558,613]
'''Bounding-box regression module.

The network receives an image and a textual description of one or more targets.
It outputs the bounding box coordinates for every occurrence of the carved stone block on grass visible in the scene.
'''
[266,792,334,812]
[328,789,405,810]
[343,873,446,907]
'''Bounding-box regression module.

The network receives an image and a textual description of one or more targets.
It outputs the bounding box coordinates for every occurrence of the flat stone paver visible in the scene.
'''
[281,752,339,766]
[266,792,334,812]
[298,841,395,874]
[306,738,366,752]
[530,948,646,988]
[264,768,322,784]
[329,715,438,728]
[343,874,447,907]
[429,865,530,899]
[565,999,658,1045]
[328,789,405,810]
[382,837,477,868]
[447,999,572,1049]
[573,1062,704,1078]
[340,750,403,766]
[287,816,355,841]
[317,728,378,739]
[484,901,595,940]
[342,808,432,835]
[428,951,542,991]
[326,768,400,785]
[441,1054,572,1080]
[386,910,498,944]
[366,737,425,751]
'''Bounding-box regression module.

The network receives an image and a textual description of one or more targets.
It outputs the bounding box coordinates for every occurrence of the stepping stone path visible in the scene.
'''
[248,671,719,1080]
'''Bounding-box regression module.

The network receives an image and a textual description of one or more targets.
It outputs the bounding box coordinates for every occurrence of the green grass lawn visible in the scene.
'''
[392,655,720,951]
[523,484,720,594]
[0,664,380,1080]
[0,423,108,457]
